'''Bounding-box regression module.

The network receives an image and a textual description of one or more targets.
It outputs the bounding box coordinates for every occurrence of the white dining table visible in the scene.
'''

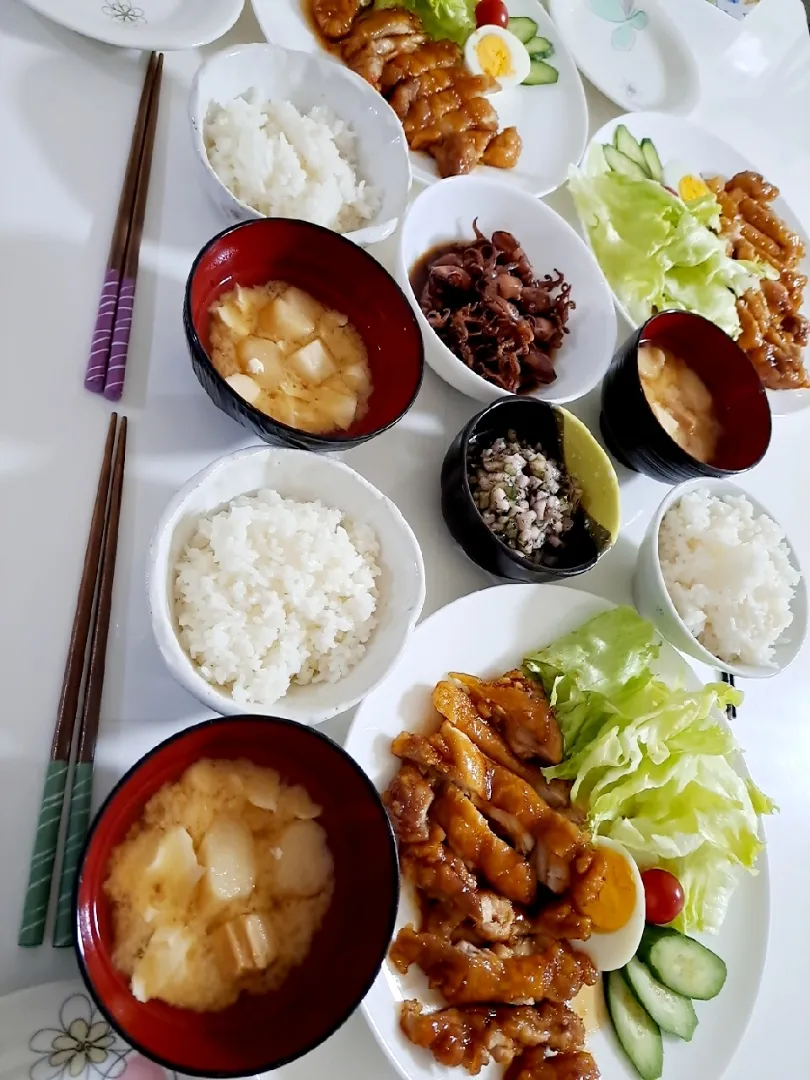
[1,0,809,1076]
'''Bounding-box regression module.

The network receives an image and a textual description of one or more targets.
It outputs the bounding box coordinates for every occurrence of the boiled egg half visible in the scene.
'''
[663,160,711,203]
[464,25,530,90]
[571,837,645,972]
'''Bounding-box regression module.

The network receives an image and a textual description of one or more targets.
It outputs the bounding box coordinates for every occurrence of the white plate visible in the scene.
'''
[548,0,700,114]
[250,0,589,197]
[18,0,244,50]
[0,981,180,1080]
[581,111,810,416]
[344,583,770,1080]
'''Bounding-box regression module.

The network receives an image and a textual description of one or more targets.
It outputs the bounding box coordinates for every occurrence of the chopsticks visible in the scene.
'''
[18,415,128,948]
[720,670,737,721]
[84,52,163,402]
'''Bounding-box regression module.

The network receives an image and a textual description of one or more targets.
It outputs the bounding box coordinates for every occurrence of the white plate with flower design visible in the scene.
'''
[17,0,244,50]
[548,0,700,114]
[0,982,182,1080]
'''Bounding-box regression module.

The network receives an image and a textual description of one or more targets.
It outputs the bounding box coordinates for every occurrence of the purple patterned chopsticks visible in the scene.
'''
[85,52,163,401]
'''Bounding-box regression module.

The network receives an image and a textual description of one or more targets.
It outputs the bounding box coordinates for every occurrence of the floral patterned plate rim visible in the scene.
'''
[17,0,244,50]
[0,981,182,1080]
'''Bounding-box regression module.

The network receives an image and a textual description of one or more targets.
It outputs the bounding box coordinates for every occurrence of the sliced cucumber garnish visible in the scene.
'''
[522,59,558,86]
[507,16,538,43]
[640,138,664,183]
[624,957,698,1041]
[603,144,649,180]
[525,35,554,59]
[639,926,728,1001]
[606,970,663,1080]
[613,124,650,173]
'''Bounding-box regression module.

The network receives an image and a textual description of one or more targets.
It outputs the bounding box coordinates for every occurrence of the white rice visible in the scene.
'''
[658,490,800,667]
[173,489,380,706]
[203,94,380,233]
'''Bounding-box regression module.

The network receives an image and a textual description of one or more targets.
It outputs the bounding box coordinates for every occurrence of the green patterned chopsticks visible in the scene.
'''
[19,414,128,947]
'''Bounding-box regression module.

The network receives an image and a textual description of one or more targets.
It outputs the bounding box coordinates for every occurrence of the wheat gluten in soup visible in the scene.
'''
[104,758,334,1012]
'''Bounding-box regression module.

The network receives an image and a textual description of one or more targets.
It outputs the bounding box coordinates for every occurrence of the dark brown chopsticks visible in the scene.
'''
[18,415,128,947]
[720,670,737,720]
[85,52,163,402]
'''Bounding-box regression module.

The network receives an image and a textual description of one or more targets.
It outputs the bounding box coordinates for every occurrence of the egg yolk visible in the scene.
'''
[577,848,637,933]
[678,174,710,202]
[476,36,515,78]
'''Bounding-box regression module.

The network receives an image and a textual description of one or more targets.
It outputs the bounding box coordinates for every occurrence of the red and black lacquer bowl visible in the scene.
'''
[74,716,399,1077]
[183,219,424,452]
[600,309,772,484]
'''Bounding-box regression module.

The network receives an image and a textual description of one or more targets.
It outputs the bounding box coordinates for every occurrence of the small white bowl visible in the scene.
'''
[634,478,807,679]
[147,446,426,723]
[189,43,411,247]
[396,175,617,406]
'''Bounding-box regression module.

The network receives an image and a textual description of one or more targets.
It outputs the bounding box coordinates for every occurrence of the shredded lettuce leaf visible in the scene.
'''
[523,607,775,934]
[567,148,773,340]
[375,0,474,44]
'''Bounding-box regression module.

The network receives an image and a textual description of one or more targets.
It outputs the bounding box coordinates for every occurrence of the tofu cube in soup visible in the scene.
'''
[199,815,256,902]
[290,338,338,384]
[259,290,317,341]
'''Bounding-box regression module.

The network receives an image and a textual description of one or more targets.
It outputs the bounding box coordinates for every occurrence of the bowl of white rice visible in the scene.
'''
[189,43,411,247]
[147,446,425,722]
[634,478,807,678]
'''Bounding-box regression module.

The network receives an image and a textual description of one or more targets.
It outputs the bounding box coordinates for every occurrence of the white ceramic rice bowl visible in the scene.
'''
[189,43,411,247]
[633,477,807,678]
[148,446,425,722]
[397,175,617,405]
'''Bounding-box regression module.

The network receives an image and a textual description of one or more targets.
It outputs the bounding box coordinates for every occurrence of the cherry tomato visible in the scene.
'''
[475,0,509,28]
[641,868,685,925]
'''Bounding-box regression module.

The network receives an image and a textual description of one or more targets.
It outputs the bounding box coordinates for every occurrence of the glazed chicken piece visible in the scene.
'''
[402,74,498,137]
[400,1000,586,1074]
[410,97,499,152]
[345,33,427,88]
[401,825,519,942]
[340,6,422,53]
[506,1049,601,1080]
[529,900,592,942]
[429,130,495,177]
[452,671,564,765]
[311,0,371,40]
[384,765,435,844]
[482,126,523,169]
[390,928,599,1005]
[389,67,459,118]
[432,785,536,905]
[380,40,463,93]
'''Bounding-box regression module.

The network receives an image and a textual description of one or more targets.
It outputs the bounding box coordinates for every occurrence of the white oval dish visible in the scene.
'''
[147,446,426,724]
[344,583,770,1080]
[579,111,810,416]
[548,0,700,115]
[189,43,412,248]
[18,0,243,50]
[250,0,589,197]
[397,174,617,405]
[634,477,808,679]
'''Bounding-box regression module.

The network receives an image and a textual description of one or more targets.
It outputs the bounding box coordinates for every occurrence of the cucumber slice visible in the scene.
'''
[603,144,649,181]
[507,16,538,43]
[640,138,664,183]
[525,35,554,59]
[522,59,559,86]
[639,927,728,1001]
[614,124,650,174]
[606,970,663,1080]
[624,957,698,1041]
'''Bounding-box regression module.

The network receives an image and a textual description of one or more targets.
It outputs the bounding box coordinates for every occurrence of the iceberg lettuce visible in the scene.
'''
[524,607,774,933]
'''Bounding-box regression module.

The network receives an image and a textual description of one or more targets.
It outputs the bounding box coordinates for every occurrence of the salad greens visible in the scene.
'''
[567,145,775,340]
[375,0,474,44]
[523,607,774,934]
